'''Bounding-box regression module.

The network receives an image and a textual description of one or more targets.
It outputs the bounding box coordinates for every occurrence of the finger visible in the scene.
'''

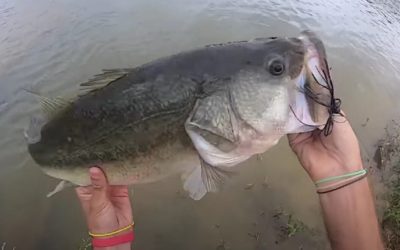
[109,185,130,197]
[287,131,313,148]
[287,133,300,142]
[329,113,356,139]
[111,186,133,221]
[89,166,109,209]
[75,186,93,200]
[75,186,92,217]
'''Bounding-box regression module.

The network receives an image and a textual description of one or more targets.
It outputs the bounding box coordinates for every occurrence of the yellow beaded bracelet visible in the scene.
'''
[89,222,135,237]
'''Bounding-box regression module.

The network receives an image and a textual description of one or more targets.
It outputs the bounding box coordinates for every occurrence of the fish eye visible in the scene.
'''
[269,60,285,76]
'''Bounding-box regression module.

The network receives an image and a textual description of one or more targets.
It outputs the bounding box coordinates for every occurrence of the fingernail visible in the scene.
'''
[89,167,101,175]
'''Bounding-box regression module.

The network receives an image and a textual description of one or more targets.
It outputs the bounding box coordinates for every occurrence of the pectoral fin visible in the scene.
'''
[183,165,207,200]
[183,157,233,200]
[200,157,233,193]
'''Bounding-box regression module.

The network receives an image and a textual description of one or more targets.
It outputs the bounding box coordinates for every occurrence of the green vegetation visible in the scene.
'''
[77,238,92,250]
[378,121,400,249]
[273,208,306,239]
[383,161,400,249]
[285,214,306,238]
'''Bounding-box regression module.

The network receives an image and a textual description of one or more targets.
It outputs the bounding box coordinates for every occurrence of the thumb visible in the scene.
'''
[89,166,109,209]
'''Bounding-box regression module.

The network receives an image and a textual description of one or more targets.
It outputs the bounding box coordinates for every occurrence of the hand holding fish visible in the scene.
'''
[287,112,363,182]
[288,112,384,250]
[75,167,133,250]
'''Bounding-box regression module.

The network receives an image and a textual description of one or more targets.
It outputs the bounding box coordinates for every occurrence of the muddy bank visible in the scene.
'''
[370,120,400,249]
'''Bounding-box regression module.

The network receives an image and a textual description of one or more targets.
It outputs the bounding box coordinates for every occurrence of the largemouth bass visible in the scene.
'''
[26,31,335,199]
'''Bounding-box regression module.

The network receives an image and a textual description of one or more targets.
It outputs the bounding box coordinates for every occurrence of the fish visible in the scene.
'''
[26,30,336,200]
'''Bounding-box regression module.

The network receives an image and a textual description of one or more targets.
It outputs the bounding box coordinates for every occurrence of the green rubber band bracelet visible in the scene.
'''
[315,169,368,187]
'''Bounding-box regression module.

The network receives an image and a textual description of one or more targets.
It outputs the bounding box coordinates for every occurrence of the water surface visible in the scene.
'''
[0,0,399,249]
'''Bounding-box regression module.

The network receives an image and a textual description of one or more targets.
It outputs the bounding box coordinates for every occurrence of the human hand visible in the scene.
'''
[75,167,133,238]
[287,113,363,182]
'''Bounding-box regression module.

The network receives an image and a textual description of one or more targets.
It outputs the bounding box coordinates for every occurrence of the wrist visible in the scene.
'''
[318,175,368,197]
[315,168,368,194]
[90,228,134,249]
[89,222,134,237]
[93,242,132,250]
[317,177,384,250]
[308,159,364,182]
[87,216,120,234]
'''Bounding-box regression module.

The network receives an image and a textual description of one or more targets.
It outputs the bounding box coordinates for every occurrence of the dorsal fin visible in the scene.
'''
[24,68,131,118]
[79,68,131,95]
[24,89,71,118]
[205,40,248,48]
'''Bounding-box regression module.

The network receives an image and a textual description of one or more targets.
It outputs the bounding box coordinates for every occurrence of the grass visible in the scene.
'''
[273,208,306,239]
[285,214,306,238]
[382,161,400,249]
[379,121,400,249]
[77,238,92,250]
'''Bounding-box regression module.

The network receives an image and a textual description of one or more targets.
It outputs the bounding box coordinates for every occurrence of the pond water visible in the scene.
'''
[0,0,399,249]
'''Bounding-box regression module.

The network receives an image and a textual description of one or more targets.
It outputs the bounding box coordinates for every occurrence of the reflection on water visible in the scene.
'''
[0,0,399,249]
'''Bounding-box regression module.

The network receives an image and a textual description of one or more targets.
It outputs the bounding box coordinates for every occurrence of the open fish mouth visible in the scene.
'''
[300,30,330,88]
[297,30,342,135]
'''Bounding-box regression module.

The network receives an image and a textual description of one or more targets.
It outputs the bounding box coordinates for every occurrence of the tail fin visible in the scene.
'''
[24,115,46,144]
[23,88,70,119]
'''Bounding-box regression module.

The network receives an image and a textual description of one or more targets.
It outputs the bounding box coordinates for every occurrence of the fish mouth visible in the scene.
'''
[295,31,338,129]
[299,30,330,90]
